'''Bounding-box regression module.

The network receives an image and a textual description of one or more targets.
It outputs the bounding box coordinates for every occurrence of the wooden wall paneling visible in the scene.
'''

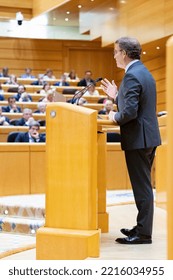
[0,38,64,77]
[157,91,166,104]
[157,79,166,93]
[143,56,166,71]
[0,38,115,80]
[157,103,166,112]
[151,67,166,81]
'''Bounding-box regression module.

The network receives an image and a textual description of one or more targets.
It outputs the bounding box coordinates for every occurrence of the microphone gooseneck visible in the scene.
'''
[71,77,103,104]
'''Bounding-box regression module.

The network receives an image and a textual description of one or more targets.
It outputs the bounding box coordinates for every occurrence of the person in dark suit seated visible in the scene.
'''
[0,67,9,77]
[77,70,95,86]
[13,108,34,126]
[53,74,70,86]
[0,83,5,100]
[3,97,21,113]
[31,74,45,86]
[14,84,32,102]
[0,94,4,101]
[15,121,45,143]
[0,106,10,126]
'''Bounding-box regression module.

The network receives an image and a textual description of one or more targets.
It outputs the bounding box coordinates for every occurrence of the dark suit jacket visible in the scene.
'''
[77,78,95,86]
[4,105,21,113]
[15,118,27,126]
[114,61,161,150]
[15,132,45,142]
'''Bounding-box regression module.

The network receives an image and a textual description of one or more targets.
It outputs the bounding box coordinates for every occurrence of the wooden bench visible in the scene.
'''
[1,84,105,95]
[0,77,79,86]
[1,92,107,103]
[0,101,42,111]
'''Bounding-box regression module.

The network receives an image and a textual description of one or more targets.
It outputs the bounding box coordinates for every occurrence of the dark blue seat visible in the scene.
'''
[7,132,19,142]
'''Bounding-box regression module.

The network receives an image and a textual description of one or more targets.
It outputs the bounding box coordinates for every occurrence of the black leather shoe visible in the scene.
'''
[120,227,137,237]
[115,234,152,244]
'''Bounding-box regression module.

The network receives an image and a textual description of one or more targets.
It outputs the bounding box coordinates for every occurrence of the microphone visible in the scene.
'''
[71,77,103,104]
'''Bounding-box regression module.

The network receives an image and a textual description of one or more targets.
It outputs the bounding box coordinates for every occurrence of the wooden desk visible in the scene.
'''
[0,77,79,86]
[3,112,45,121]
[0,143,46,196]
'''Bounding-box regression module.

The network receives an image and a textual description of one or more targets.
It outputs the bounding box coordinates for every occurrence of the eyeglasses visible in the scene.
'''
[113,49,123,56]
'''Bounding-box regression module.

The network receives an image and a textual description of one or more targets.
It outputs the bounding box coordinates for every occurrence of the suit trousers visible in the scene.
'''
[124,147,156,236]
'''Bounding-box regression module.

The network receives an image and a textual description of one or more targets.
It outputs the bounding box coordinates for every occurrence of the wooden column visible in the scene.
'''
[166,36,173,259]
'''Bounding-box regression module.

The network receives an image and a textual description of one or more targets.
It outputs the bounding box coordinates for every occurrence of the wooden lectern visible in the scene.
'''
[36,103,110,260]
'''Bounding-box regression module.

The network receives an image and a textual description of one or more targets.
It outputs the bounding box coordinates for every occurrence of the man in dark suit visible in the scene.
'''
[3,97,21,113]
[101,37,161,244]
[77,70,95,86]
[15,121,45,142]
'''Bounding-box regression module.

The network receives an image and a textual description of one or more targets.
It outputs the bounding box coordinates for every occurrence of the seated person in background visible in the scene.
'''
[14,108,34,126]
[34,102,47,114]
[0,83,4,100]
[14,84,32,102]
[3,96,21,113]
[98,99,114,115]
[41,89,55,103]
[83,83,100,97]
[0,106,10,125]
[4,74,18,85]
[15,121,45,143]
[19,91,32,102]
[77,70,94,86]
[68,69,79,80]
[31,74,45,86]
[0,67,9,77]
[20,68,35,79]
[43,69,56,80]
[38,82,51,94]
[53,74,70,86]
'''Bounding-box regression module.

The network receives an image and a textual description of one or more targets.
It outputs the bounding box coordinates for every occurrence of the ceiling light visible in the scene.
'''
[156,46,160,50]
[143,51,146,54]
[66,11,70,14]
[78,5,82,9]
[65,18,69,21]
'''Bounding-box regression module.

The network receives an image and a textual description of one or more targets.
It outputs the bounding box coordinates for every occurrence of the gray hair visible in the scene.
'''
[23,108,32,114]
[28,120,40,129]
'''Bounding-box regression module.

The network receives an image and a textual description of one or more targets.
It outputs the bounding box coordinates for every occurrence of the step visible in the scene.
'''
[0,216,45,235]
[0,194,45,219]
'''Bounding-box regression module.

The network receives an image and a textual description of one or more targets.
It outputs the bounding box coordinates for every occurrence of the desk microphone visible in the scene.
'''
[71,77,103,104]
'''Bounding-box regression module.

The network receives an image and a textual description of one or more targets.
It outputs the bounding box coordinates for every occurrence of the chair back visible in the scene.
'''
[7,132,19,142]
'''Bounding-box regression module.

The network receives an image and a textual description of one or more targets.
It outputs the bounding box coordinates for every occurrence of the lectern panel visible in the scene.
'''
[45,103,98,230]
